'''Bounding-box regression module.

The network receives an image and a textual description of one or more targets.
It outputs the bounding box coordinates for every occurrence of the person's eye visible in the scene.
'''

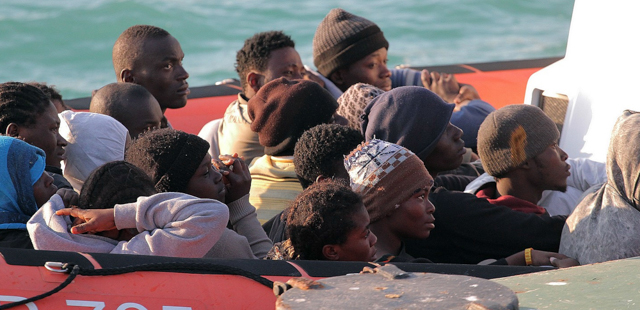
[383,59,389,65]
[367,62,377,69]
[164,63,173,70]
[203,167,210,177]
[364,229,371,238]
[417,194,425,201]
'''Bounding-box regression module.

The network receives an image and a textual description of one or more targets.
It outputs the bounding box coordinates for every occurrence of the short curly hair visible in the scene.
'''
[235,31,295,92]
[294,124,364,189]
[79,161,157,210]
[286,179,363,260]
[0,82,52,133]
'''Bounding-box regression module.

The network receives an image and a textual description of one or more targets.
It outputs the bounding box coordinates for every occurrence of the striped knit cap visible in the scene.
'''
[337,83,385,131]
[478,104,560,176]
[313,8,389,77]
[345,139,431,223]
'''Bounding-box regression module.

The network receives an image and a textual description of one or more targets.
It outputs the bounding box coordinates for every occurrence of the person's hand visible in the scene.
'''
[505,249,576,266]
[469,151,480,162]
[55,208,116,234]
[453,84,481,110]
[530,249,573,266]
[421,69,460,103]
[550,257,580,268]
[215,153,252,203]
[56,188,78,208]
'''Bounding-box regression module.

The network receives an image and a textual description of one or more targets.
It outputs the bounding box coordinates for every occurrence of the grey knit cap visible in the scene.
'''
[313,8,389,77]
[337,83,385,130]
[478,104,560,177]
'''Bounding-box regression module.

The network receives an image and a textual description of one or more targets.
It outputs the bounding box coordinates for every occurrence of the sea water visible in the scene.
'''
[0,0,574,99]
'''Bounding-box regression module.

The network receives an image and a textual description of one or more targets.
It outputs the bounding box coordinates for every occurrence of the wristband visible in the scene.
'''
[524,248,533,266]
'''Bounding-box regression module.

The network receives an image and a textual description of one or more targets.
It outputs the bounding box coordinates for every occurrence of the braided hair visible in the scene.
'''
[235,31,295,92]
[78,161,157,210]
[0,82,51,133]
[286,179,363,260]
[27,82,63,102]
[294,124,363,189]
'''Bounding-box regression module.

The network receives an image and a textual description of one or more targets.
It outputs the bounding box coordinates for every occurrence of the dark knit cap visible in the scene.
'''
[313,8,389,77]
[248,77,338,156]
[124,128,210,193]
[478,104,560,177]
[361,86,454,160]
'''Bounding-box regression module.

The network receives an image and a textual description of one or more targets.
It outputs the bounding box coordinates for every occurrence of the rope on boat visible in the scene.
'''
[0,261,275,309]
[0,264,80,310]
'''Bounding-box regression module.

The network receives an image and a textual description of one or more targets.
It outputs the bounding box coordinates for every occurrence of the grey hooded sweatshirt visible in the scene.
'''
[560,110,640,264]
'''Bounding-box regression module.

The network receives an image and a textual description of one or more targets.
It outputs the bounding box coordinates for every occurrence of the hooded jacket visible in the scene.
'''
[560,110,640,264]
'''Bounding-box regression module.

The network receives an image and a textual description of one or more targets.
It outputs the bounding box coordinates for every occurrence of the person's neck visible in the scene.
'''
[495,177,543,205]
[370,221,402,257]
[244,88,256,99]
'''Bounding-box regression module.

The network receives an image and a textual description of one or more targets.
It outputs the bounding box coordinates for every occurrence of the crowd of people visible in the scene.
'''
[0,8,635,268]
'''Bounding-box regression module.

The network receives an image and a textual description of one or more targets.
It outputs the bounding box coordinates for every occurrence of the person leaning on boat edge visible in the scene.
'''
[310,8,495,152]
[112,25,190,129]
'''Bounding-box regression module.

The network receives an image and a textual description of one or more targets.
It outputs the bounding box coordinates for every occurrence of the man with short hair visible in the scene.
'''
[112,25,189,127]
[201,31,304,164]
[90,83,163,139]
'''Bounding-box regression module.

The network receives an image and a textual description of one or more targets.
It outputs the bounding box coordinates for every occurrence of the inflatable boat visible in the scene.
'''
[0,247,550,309]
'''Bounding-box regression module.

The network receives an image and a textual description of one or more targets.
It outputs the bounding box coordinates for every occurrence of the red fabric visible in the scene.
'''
[476,185,547,215]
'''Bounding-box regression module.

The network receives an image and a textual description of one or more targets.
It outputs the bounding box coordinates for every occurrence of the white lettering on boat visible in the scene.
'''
[0,295,194,310]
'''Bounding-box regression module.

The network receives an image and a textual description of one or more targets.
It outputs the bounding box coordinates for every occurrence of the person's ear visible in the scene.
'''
[322,244,341,261]
[120,69,135,83]
[247,71,264,94]
[329,69,346,87]
[521,158,533,170]
[5,123,20,138]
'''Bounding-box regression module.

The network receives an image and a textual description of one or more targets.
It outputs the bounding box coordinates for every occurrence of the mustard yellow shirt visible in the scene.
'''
[249,155,303,223]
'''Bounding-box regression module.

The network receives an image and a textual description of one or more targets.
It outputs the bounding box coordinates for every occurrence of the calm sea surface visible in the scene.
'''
[0,0,574,99]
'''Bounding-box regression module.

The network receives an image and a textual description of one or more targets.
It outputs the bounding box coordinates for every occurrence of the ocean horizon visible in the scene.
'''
[0,0,574,99]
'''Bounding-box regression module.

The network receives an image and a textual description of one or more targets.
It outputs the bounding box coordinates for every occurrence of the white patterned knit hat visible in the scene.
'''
[345,139,432,222]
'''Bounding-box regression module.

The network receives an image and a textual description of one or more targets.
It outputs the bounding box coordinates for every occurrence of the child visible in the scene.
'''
[27,161,229,258]
[0,136,58,248]
[284,180,376,261]
[125,128,272,259]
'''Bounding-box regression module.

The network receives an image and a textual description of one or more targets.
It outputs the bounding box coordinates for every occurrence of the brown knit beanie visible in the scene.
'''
[124,128,210,193]
[337,83,385,130]
[248,77,338,156]
[345,139,432,223]
[313,8,389,77]
[478,104,560,177]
